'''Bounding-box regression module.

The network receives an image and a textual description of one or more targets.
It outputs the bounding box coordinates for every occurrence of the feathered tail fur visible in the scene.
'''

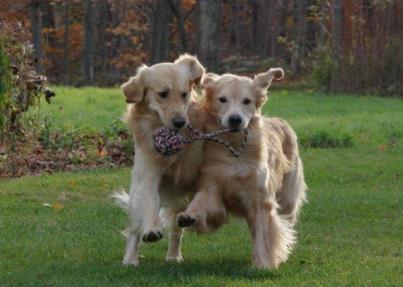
[111,188,130,213]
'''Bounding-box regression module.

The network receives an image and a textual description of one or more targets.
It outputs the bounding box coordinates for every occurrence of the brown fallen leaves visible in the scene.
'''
[0,129,133,178]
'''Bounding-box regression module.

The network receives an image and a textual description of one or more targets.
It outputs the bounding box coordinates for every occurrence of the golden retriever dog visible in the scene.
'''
[113,54,205,266]
[176,68,307,268]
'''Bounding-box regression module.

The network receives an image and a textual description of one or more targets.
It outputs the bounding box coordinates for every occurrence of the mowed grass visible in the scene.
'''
[30,86,125,133]
[1,87,402,286]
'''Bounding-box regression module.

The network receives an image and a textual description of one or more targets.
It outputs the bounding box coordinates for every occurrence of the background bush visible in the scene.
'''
[0,22,48,142]
[0,38,12,134]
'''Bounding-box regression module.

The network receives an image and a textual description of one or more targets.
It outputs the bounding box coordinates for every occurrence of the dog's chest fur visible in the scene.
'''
[200,117,294,216]
[201,119,270,213]
[127,102,204,190]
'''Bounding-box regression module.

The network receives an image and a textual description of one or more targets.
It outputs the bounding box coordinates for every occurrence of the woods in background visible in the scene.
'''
[1,0,402,96]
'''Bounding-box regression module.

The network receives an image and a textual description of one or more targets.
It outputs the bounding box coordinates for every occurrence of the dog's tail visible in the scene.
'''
[111,188,130,213]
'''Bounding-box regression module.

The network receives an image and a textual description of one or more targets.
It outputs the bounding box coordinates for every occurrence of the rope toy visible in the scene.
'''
[153,125,248,157]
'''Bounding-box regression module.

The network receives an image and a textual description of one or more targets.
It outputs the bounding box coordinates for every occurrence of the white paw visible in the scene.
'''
[252,256,277,269]
[166,255,183,263]
[123,258,139,267]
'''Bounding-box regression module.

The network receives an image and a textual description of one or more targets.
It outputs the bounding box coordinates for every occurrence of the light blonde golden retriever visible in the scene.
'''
[113,54,206,266]
[177,69,307,268]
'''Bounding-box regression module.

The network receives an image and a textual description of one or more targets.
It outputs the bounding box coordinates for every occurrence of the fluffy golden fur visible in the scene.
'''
[177,68,307,268]
[113,54,206,266]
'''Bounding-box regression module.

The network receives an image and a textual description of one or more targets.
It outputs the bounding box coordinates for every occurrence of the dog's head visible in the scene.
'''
[121,54,205,130]
[202,68,284,131]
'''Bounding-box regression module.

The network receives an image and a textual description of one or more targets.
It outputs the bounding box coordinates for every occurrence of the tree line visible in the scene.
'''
[1,0,402,96]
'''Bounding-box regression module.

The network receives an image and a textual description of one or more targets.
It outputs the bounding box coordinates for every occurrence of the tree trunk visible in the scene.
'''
[230,0,241,54]
[276,0,289,49]
[150,0,172,64]
[63,0,70,84]
[290,0,307,74]
[270,0,282,57]
[30,0,43,73]
[305,0,317,51]
[41,0,57,80]
[252,0,269,59]
[330,0,343,91]
[317,0,327,47]
[84,0,95,84]
[97,0,109,83]
[167,0,188,53]
[41,1,55,29]
[198,0,221,71]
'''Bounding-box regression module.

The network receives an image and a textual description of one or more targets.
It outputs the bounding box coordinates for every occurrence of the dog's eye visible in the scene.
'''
[243,98,251,105]
[181,92,188,99]
[219,97,227,103]
[158,90,169,98]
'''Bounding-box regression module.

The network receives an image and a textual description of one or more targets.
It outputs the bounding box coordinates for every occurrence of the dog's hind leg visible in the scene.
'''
[248,196,295,269]
[166,223,184,262]
[123,233,141,266]
[277,157,307,225]
[161,207,185,262]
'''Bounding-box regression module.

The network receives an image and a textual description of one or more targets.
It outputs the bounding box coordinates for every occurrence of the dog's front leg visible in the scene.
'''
[124,148,164,266]
[177,184,227,233]
[131,148,164,241]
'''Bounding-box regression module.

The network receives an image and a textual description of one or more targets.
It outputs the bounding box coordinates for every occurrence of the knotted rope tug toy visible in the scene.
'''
[153,125,248,157]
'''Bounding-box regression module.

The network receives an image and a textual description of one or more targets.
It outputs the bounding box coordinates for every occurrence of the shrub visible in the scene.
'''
[379,37,403,96]
[0,39,12,133]
[310,48,333,91]
[0,22,50,142]
[301,130,353,149]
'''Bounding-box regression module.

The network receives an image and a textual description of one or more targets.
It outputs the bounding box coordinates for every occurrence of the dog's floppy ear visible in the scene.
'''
[201,73,219,89]
[253,68,284,93]
[175,54,205,84]
[121,65,148,103]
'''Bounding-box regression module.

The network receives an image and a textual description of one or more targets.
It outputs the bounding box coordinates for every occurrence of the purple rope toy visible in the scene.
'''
[153,125,248,157]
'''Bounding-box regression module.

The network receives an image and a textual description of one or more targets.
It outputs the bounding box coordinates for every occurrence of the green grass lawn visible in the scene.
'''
[30,86,125,134]
[1,87,402,286]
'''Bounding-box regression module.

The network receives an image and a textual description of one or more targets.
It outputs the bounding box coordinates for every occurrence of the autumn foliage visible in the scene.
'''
[0,0,402,95]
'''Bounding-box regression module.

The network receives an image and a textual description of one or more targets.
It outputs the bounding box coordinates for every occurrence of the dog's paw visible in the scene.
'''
[252,256,278,269]
[123,258,139,267]
[177,213,196,228]
[166,255,183,263]
[142,230,163,243]
[252,261,277,269]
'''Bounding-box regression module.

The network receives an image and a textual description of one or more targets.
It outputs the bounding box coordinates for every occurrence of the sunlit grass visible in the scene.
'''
[2,87,402,286]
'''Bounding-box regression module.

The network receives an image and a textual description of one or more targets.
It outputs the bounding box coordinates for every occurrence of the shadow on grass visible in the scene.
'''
[134,257,281,281]
[19,257,283,286]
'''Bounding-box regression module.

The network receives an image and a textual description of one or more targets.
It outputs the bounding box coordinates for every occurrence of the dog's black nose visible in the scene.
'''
[228,114,242,129]
[172,116,186,129]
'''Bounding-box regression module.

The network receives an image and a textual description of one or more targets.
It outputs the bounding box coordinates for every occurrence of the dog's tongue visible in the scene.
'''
[153,127,187,156]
